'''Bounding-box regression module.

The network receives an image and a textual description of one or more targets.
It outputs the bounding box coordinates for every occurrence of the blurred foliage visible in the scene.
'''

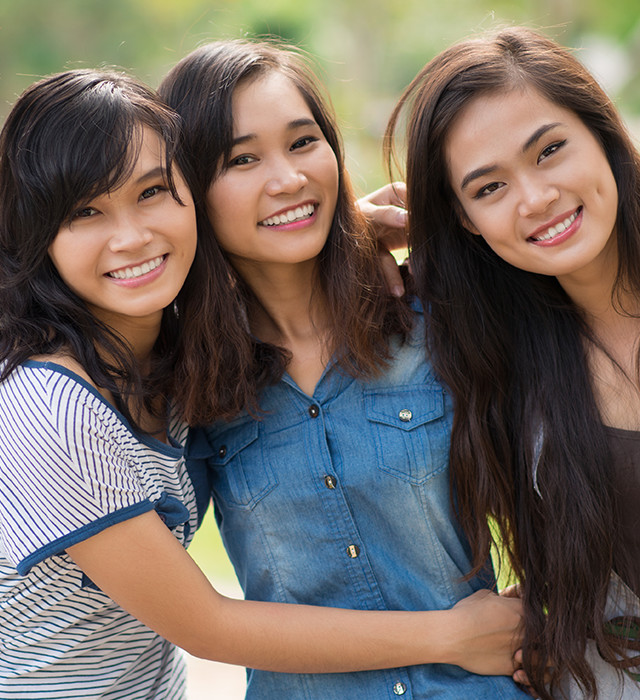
[1,0,639,192]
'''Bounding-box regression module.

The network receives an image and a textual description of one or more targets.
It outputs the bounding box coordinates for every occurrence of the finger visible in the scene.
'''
[500,583,523,598]
[357,182,406,208]
[378,249,404,297]
[513,669,532,686]
[359,202,407,231]
[388,181,406,206]
[376,204,407,230]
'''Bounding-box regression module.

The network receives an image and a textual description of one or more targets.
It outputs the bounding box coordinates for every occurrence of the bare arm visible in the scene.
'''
[68,510,523,675]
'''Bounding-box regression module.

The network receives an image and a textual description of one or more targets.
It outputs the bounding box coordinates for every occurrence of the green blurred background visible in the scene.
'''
[2,0,639,583]
[2,0,640,197]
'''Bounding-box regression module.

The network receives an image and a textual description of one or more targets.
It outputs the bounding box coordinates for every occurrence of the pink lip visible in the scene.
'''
[259,202,317,231]
[528,207,582,248]
[105,255,168,288]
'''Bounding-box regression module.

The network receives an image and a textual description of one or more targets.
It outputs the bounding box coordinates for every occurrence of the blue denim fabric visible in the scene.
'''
[200,308,528,699]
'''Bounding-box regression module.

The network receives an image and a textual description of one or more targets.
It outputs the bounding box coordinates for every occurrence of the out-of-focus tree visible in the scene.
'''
[1,0,638,190]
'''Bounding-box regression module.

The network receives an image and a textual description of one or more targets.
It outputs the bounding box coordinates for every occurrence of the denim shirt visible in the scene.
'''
[197,308,528,699]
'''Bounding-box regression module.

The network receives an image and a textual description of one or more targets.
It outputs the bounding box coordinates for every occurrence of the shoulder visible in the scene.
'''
[27,353,112,399]
[0,360,125,451]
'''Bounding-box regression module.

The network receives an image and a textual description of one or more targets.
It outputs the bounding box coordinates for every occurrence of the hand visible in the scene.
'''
[511,648,554,698]
[356,182,408,251]
[500,583,523,598]
[444,589,524,676]
[356,182,408,297]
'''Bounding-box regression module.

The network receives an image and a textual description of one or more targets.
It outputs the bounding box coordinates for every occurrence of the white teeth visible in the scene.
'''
[108,255,164,280]
[261,203,315,226]
[533,210,579,241]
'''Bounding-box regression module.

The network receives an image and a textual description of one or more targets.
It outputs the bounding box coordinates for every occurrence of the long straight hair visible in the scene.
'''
[386,27,640,698]
[160,39,413,420]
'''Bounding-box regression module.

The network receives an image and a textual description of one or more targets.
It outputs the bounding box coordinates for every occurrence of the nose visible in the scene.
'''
[108,216,153,252]
[517,177,560,218]
[264,156,308,196]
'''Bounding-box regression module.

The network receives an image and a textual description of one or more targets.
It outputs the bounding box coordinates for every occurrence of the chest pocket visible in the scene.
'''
[207,419,277,509]
[364,386,449,484]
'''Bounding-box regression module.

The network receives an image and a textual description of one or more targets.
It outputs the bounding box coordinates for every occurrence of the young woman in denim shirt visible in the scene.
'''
[160,40,531,699]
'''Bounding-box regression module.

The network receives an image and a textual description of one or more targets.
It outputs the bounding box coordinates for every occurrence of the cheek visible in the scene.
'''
[206,179,243,230]
[48,233,80,281]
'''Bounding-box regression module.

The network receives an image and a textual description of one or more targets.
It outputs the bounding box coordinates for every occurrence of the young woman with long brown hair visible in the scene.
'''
[160,39,530,699]
[386,25,640,699]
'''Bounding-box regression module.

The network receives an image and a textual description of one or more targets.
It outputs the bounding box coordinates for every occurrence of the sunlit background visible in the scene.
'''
[2,0,639,696]
[2,0,640,193]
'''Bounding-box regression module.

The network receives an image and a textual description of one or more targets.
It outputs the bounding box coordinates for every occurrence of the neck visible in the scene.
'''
[556,237,623,325]
[90,306,163,370]
[234,259,331,396]
[235,259,329,345]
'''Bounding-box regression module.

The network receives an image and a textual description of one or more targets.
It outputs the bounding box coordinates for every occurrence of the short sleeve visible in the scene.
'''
[0,365,154,573]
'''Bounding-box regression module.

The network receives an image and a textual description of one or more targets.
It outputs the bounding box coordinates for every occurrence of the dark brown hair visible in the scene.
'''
[0,70,185,428]
[386,26,640,698]
[160,39,413,421]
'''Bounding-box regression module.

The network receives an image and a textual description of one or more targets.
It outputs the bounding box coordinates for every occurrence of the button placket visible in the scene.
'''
[324,475,337,489]
[346,544,360,558]
[398,408,412,422]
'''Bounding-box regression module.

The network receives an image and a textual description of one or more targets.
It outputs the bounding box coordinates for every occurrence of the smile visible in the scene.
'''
[529,208,581,242]
[107,255,165,280]
[260,203,315,227]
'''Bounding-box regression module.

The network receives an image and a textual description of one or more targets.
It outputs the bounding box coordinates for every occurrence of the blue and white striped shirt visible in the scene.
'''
[0,361,207,699]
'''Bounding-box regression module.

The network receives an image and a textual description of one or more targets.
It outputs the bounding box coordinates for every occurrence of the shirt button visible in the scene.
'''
[308,404,320,418]
[218,445,227,458]
[398,408,412,422]
[324,475,337,489]
[346,544,360,558]
[393,681,407,695]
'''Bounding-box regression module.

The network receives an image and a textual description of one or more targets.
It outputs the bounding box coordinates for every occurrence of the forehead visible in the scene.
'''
[445,87,581,186]
[231,71,314,131]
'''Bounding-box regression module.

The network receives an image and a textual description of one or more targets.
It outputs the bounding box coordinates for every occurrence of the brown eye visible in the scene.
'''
[538,140,566,163]
[140,185,164,200]
[72,207,98,220]
[291,136,317,150]
[475,181,503,199]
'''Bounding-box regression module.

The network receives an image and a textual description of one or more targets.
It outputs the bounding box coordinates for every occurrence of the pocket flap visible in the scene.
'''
[207,420,260,466]
[364,387,444,431]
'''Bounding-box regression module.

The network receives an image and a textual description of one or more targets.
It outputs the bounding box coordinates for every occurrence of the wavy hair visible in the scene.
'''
[0,69,221,429]
[160,39,413,420]
[385,26,640,698]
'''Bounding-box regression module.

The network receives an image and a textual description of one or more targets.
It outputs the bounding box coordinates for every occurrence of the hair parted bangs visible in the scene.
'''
[159,39,347,215]
[0,69,184,283]
[0,68,192,431]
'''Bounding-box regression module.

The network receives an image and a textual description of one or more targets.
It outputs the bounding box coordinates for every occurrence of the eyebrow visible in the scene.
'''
[134,166,166,184]
[459,121,563,191]
[232,118,318,146]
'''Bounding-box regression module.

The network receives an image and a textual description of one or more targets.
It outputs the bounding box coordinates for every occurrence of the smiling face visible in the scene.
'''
[205,70,340,278]
[49,127,197,336]
[445,87,619,293]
